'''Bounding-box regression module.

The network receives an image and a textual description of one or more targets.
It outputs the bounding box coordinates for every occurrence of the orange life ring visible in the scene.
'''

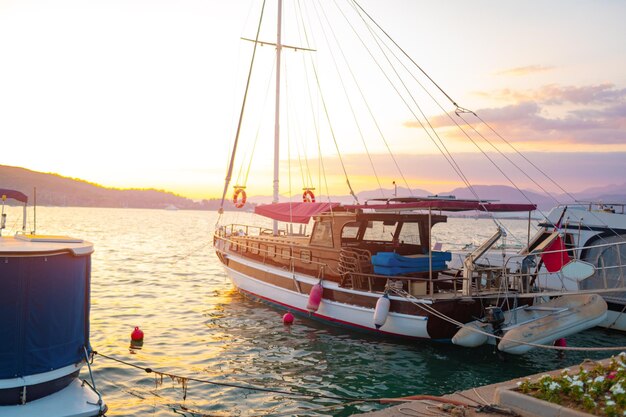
[233,188,247,208]
[302,189,315,203]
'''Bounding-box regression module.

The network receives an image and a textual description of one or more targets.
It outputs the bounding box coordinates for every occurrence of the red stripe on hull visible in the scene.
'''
[235,287,432,340]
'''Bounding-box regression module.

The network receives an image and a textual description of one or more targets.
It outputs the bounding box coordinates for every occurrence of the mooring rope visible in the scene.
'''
[94,351,378,403]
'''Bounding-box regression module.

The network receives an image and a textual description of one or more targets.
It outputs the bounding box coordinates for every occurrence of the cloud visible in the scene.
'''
[496,65,555,76]
[407,83,626,146]
[475,83,626,105]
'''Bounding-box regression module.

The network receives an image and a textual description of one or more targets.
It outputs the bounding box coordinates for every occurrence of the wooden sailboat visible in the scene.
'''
[212,0,617,350]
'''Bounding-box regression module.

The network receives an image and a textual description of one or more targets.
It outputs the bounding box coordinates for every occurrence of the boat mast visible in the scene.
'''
[272,0,282,236]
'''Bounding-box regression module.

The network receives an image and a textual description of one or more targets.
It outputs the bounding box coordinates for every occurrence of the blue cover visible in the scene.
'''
[0,253,90,379]
[371,251,451,276]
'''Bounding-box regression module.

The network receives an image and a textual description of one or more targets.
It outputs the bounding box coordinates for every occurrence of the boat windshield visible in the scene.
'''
[340,218,427,255]
[580,234,626,299]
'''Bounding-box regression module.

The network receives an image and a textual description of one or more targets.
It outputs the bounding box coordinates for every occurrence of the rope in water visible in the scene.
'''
[94,351,379,403]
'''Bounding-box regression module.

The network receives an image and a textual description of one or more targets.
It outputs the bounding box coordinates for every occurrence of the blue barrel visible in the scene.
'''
[0,252,91,379]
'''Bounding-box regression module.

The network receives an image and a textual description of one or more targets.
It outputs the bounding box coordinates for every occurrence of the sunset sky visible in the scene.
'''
[1,0,624,200]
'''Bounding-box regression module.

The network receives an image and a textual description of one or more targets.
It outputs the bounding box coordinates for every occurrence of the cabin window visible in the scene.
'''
[341,222,360,240]
[268,245,276,257]
[301,250,312,263]
[241,242,248,253]
[281,248,291,259]
[250,242,259,255]
[398,222,421,245]
[310,221,334,247]
[362,221,395,242]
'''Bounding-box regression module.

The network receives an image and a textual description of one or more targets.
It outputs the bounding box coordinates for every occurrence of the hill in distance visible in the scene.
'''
[0,165,240,210]
[2,165,624,211]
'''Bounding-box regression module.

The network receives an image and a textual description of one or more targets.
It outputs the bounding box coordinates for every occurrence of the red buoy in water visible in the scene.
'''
[283,312,294,325]
[131,326,144,342]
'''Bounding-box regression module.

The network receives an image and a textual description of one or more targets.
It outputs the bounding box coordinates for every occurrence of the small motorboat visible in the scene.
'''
[452,293,607,354]
[0,189,106,416]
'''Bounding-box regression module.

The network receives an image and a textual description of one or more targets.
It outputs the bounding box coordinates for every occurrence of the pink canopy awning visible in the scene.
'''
[0,189,28,204]
[345,199,536,212]
[254,202,340,224]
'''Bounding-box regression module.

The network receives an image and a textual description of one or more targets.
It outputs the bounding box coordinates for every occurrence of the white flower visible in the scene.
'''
[516,381,522,386]
[607,400,616,406]
[548,382,561,391]
[611,383,625,395]
[573,375,580,381]
[571,380,584,388]
[594,376,605,383]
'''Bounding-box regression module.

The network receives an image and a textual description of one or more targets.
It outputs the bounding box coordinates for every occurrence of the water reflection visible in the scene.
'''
[4,207,625,416]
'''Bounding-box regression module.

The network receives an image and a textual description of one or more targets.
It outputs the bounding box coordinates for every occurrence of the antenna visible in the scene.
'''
[33,187,37,234]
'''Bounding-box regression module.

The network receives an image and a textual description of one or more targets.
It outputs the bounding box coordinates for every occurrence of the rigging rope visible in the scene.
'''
[296,0,341,206]
[350,0,459,109]
[312,0,385,198]
[472,113,625,240]
[348,0,623,243]
[218,0,267,214]
[339,0,475,199]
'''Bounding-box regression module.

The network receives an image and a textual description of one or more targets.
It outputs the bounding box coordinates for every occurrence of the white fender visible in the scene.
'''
[374,293,391,329]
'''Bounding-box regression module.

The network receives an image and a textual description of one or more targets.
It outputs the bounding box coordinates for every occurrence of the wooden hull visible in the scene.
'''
[220,252,519,341]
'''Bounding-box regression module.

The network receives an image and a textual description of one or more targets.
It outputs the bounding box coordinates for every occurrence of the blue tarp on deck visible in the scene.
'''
[372,251,451,276]
[0,253,90,378]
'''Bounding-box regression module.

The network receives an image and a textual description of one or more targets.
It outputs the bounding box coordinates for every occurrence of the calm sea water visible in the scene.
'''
[10,207,626,416]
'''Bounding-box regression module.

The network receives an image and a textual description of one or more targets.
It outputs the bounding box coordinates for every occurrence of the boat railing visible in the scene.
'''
[216,223,277,237]
[500,239,626,294]
[213,232,333,277]
[554,202,626,215]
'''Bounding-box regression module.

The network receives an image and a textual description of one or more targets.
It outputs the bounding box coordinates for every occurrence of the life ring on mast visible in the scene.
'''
[233,188,247,209]
[302,189,316,203]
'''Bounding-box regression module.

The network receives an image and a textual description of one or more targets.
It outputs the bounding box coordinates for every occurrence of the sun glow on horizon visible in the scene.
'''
[1,0,624,200]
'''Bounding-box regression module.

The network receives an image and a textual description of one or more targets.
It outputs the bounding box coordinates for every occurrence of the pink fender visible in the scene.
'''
[306,283,323,312]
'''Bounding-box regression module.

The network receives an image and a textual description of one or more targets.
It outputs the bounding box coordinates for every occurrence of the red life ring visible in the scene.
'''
[302,189,316,203]
[233,188,247,208]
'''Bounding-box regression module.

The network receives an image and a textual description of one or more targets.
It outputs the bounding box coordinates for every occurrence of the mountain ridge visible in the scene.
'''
[2,165,624,210]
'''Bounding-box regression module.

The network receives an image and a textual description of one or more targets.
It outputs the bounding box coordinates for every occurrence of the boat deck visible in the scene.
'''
[0,235,93,256]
